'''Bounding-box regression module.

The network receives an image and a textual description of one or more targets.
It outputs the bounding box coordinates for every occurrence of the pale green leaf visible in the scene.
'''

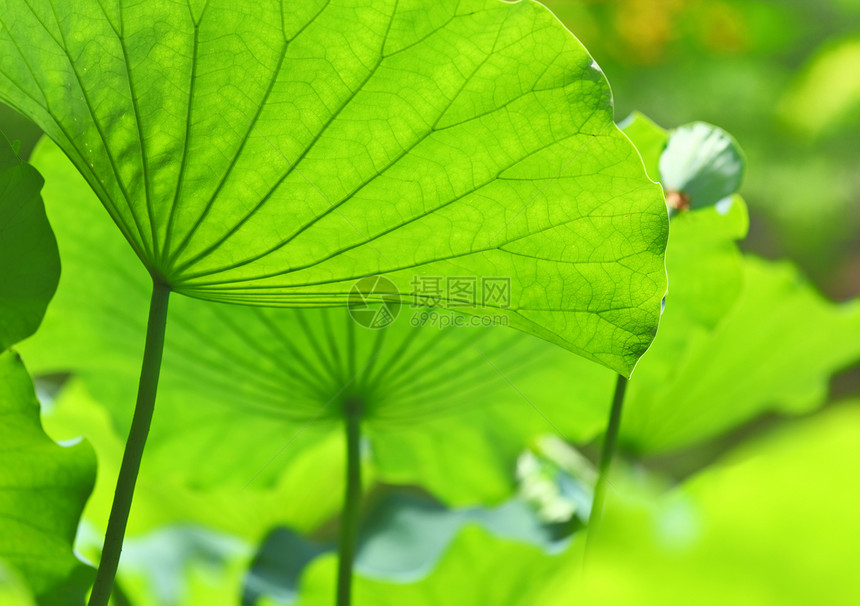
[0,0,668,374]
[621,257,860,453]
[778,35,860,137]
[663,195,747,327]
[0,562,36,606]
[42,378,346,543]
[572,404,860,606]
[659,122,744,210]
[618,111,667,181]
[0,351,96,605]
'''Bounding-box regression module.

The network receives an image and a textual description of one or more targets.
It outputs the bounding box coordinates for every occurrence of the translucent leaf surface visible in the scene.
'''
[0,1,668,374]
[618,112,666,181]
[621,258,860,453]
[0,131,91,605]
[22,137,613,508]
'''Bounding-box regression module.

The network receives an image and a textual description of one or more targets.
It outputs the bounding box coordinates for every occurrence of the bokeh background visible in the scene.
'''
[544,0,860,302]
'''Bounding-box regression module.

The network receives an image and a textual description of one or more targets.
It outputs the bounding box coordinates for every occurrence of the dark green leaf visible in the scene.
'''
[0,131,59,350]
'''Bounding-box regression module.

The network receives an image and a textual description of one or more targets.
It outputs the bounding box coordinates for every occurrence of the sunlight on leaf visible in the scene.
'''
[0,352,96,605]
[621,258,860,453]
[618,112,667,181]
[572,404,860,606]
[0,0,668,374]
[22,137,614,507]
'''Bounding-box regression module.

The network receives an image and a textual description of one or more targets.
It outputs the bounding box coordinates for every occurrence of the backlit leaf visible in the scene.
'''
[621,258,860,453]
[0,352,96,605]
[0,0,668,374]
[22,136,613,510]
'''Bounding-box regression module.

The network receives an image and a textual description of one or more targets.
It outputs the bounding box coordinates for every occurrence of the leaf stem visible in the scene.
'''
[588,374,628,538]
[88,279,170,606]
[336,398,363,606]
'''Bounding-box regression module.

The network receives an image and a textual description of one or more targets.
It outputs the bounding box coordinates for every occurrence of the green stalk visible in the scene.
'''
[336,398,363,606]
[587,374,628,541]
[88,279,170,606]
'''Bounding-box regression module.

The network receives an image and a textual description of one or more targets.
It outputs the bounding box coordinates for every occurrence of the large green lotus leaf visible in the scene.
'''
[296,526,565,606]
[22,137,614,509]
[0,351,96,605]
[0,0,668,376]
[620,257,860,453]
[569,403,860,606]
[0,131,59,350]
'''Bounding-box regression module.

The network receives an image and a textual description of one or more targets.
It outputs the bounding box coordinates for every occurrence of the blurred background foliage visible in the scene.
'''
[544,0,860,300]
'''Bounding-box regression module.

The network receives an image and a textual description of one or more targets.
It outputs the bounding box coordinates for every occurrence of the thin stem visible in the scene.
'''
[336,399,363,606]
[588,374,628,539]
[88,279,170,606]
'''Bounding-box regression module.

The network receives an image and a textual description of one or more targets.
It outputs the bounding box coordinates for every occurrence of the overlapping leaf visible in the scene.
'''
[0,354,95,605]
[0,132,95,604]
[296,526,564,606]
[620,257,860,453]
[0,0,668,374]
[22,137,613,511]
[616,113,860,453]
